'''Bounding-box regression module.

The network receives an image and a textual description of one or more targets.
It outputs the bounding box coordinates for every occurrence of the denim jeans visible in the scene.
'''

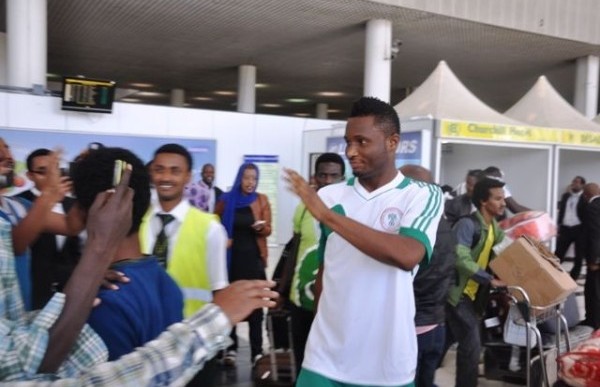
[446,298,481,387]
[416,324,445,387]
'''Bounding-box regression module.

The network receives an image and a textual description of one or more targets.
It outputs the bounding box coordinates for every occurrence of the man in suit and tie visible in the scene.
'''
[16,148,81,309]
[555,176,587,279]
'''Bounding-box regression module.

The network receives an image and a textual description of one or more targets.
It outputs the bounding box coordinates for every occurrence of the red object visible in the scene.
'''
[13,175,25,187]
[559,334,600,386]
[499,211,556,242]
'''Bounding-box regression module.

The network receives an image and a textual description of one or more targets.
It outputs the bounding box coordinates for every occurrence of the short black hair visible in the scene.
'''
[467,169,482,178]
[153,143,193,171]
[472,177,505,210]
[26,148,51,171]
[315,153,345,176]
[575,176,586,185]
[349,96,400,136]
[71,147,150,235]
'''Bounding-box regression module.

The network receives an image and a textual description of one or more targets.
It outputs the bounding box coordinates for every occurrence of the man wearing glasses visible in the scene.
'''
[0,140,75,311]
[16,148,81,309]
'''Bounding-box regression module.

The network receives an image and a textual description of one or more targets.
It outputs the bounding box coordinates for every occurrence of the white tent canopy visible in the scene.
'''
[394,60,523,125]
[505,76,600,132]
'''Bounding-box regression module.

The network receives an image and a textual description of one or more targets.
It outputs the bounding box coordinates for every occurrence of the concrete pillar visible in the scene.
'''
[170,88,185,107]
[0,33,6,86]
[574,55,599,119]
[237,65,256,113]
[316,103,328,119]
[7,0,47,88]
[364,19,392,103]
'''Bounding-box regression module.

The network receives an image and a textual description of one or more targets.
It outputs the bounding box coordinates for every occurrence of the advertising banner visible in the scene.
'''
[0,128,215,195]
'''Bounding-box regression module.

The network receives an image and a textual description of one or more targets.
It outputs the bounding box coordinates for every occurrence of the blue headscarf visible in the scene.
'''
[220,162,260,240]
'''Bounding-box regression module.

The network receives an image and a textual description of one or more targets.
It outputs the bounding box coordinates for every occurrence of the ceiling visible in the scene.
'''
[7,0,600,120]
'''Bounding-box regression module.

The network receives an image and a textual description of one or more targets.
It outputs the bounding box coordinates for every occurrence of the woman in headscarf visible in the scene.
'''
[214,162,272,367]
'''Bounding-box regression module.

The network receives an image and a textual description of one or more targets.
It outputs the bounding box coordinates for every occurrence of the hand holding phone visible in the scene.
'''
[113,160,126,187]
[252,220,266,231]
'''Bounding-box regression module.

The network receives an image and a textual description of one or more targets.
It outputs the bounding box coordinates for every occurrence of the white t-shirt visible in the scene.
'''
[144,200,229,292]
[302,172,443,386]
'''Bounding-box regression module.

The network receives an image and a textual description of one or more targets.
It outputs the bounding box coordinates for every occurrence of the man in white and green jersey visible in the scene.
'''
[285,97,443,387]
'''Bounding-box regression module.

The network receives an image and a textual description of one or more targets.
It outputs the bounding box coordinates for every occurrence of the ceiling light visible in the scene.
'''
[327,109,342,113]
[294,113,311,117]
[193,96,213,101]
[261,103,282,108]
[286,98,310,103]
[317,91,344,97]
[129,82,155,88]
[120,98,142,103]
[214,90,236,96]
[255,83,269,88]
[135,91,165,97]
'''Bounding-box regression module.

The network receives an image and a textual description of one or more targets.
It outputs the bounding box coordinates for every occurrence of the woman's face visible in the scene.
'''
[240,167,257,195]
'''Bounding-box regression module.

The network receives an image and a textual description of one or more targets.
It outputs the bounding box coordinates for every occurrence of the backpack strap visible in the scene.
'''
[468,213,482,249]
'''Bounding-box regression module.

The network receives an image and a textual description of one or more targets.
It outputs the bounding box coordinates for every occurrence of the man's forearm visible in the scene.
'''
[38,242,114,373]
[12,194,56,254]
[319,210,425,270]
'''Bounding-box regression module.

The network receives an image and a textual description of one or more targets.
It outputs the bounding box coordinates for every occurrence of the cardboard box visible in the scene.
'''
[490,236,577,308]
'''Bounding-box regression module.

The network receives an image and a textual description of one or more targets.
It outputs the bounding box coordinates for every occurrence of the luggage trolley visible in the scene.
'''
[504,285,571,387]
[254,309,297,386]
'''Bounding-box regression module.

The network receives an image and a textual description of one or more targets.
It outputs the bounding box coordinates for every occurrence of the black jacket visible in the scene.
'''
[557,191,586,226]
[444,194,473,226]
[16,190,82,309]
[414,216,457,326]
[584,197,600,265]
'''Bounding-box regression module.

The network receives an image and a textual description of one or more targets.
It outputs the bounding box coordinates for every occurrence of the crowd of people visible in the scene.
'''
[0,96,598,387]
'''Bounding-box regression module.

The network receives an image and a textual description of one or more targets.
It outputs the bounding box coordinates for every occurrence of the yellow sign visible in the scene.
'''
[440,120,561,144]
[561,129,600,147]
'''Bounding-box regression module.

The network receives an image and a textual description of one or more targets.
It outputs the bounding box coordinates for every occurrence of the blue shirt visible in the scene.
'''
[88,256,184,360]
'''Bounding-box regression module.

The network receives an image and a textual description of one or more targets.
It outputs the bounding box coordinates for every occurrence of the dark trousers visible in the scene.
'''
[185,357,218,387]
[290,303,314,372]
[584,268,600,329]
[228,308,264,359]
[416,324,445,387]
[446,299,481,387]
[555,225,585,279]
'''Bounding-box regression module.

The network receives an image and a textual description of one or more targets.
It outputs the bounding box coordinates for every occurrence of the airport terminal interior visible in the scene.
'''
[1,0,600,386]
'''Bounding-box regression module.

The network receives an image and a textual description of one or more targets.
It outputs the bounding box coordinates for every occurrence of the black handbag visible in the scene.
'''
[272,209,307,300]
[272,233,301,298]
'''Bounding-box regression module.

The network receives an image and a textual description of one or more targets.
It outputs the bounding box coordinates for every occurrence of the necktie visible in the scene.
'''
[153,214,175,268]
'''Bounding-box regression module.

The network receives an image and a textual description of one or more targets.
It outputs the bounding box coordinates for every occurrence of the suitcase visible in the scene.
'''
[253,310,297,386]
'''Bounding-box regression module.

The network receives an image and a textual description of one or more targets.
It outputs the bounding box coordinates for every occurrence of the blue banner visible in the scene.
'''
[0,128,215,195]
[326,131,423,168]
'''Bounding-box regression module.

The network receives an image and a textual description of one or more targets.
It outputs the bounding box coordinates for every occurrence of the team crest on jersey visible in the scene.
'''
[380,207,403,231]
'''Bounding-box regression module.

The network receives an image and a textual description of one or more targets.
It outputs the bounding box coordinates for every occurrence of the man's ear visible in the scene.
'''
[387,133,400,152]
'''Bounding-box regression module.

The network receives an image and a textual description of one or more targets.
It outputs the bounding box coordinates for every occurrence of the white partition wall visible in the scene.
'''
[555,147,600,214]
[0,92,342,244]
[437,139,553,214]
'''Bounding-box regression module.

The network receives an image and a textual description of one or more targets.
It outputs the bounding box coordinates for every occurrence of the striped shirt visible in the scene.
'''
[0,217,231,386]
